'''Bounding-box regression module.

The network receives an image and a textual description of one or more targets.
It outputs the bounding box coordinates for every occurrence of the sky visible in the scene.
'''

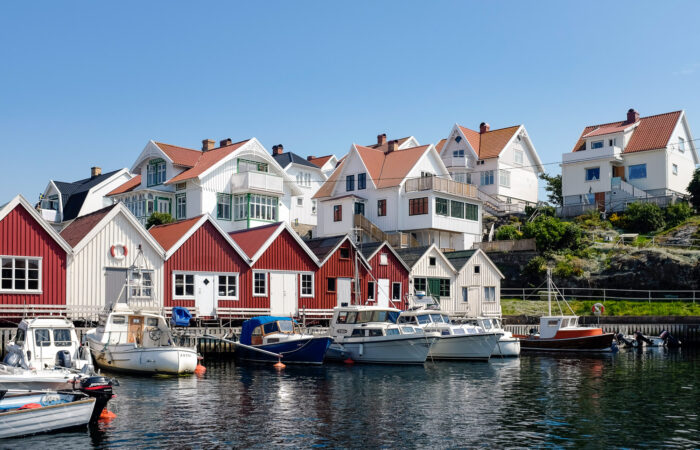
[1,1,699,202]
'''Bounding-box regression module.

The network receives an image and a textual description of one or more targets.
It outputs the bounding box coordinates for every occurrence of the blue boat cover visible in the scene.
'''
[170,307,192,327]
[240,316,293,345]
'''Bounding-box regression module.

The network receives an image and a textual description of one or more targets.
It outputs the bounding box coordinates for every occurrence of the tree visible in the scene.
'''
[623,202,665,234]
[522,215,583,253]
[688,168,700,212]
[495,225,522,241]
[146,212,175,229]
[664,202,693,228]
[539,173,563,207]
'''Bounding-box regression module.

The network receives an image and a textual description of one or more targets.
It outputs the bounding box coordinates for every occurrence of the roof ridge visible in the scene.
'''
[154,141,201,153]
[583,110,682,129]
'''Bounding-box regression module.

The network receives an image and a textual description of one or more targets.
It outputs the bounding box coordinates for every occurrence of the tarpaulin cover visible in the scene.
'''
[240,316,292,345]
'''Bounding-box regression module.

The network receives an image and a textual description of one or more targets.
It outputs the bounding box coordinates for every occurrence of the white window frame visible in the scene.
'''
[484,286,496,302]
[173,272,196,299]
[585,167,600,182]
[379,253,389,266]
[217,193,232,220]
[513,150,524,165]
[679,136,685,153]
[672,164,678,175]
[300,273,314,297]
[480,170,494,186]
[0,256,42,293]
[130,269,154,299]
[217,273,239,300]
[391,282,402,301]
[175,193,187,220]
[253,271,268,297]
[499,169,511,188]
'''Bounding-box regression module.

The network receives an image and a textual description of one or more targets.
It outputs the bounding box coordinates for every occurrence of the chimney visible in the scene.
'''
[202,139,215,151]
[387,139,398,153]
[377,133,387,145]
[272,144,284,156]
[627,108,640,123]
[91,166,102,177]
[307,156,314,161]
[480,122,490,134]
[219,138,232,147]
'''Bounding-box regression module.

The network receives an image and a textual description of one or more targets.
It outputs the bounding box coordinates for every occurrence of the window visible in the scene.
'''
[130,270,152,298]
[311,200,317,215]
[175,194,187,220]
[465,203,478,221]
[377,199,386,216]
[327,277,336,293]
[429,257,436,267]
[358,173,366,190]
[499,170,511,187]
[35,329,50,347]
[484,286,496,302]
[462,287,468,303]
[455,136,462,143]
[450,200,464,219]
[300,274,313,297]
[420,171,434,178]
[480,170,494,185]
[333,205,342,222]
[53,329,72,347]
[514,150,524,165]
[238,158,268,173]
[354,202,365,216]
[591,140,604,149]
[339,247,350,259]
[297,197,303,206]
[453,149,465,158]
[305,173,311,186]
[474,265,480,274]
[392,282,401,301]
[346,175,355,191]
[585,167,600,181]
[679,137,686,152]
[379,254,388,265]
[366,281,375,300]
[414,278,426,293]
[253,272,267,296]
[217,193,231,220]
[147,159,167,186]
[436,198,449,216]
[1,257,41,292]
[673,164,678,175]
[174,274,194,297]
[249,194,278,221]
[609,138,617,147]
[439,279,450,297]
[409,197,428,215]
[175,182,186,191]
[218,275,238,298]
[628,164,647,180]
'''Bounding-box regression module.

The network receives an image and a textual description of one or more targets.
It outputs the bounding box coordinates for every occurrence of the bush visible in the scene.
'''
[524,205,555,218]
[664,202,693,229]
[575,210,612,230]
[146,212,175,229]
[522,215,584,253]
[522,256,547,284]
[622,202,665,234]
[553,259,584,278]
[688,168,700,212]
[608,213,624,229]
[495,225,522,241]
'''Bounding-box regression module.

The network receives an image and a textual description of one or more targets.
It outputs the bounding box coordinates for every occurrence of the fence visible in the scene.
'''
[474,238,536,252]
[502,287,699,303]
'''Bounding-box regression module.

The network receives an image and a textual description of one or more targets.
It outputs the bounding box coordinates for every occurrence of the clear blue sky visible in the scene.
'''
[2,1,699,201]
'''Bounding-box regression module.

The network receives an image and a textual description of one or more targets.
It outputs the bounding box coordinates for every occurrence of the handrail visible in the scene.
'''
[404,176,478,200]
[502,286,698,303]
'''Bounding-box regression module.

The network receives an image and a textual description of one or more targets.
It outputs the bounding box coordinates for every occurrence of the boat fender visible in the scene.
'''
[194,364,206,376]
[100,409,117,420]
[110,244,127,260]
[358,343,363,357]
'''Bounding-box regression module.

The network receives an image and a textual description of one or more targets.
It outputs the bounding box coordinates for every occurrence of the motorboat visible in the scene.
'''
[236,316,332,365]
[325,306,434,364]
[399,309,501,361]
[515,269,615,352]
[85,303,199,375]
[616,330,681,349]
[466,317,520,357]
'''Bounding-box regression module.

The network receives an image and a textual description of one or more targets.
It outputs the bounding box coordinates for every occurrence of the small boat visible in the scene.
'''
[466,317,520,357]
[85,304,199,375]
[236,316,332,365]
[325,306,434,364]
[515,269,615,352]
[616,330,681,348]
[399,309,501,361]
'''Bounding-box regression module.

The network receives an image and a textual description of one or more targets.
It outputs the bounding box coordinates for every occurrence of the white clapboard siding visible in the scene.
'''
[452,250,503,317]
[408,246,455,310]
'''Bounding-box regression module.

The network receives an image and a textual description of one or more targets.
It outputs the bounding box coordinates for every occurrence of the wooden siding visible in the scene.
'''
[367,248,409,310]
[407,247,455,309]
[452,251,502,317]
[0,207,67,305]
[308,240,369,311]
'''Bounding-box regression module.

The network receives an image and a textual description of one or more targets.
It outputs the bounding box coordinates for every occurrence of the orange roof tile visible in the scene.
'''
[435,139,446,152]
[154,142,202,167]
[312,159,345,199]
[228,222,281,259]
[148,216,202,252]
[457,125,520,159]
[307,155,333,168]
[60,205,116,247]
[107,175,141,196]
[572,111,681,154]
[166,139,250,184]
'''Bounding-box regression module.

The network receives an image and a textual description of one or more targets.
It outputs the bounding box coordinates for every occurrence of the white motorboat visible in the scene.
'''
[0,391,96,438]
[469,317,520,357]
[326,306,434,364]
[398,309,501,361]
[85,304,198,375]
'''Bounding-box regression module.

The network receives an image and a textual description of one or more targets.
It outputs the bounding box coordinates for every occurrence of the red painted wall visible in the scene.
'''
[365,247,409,310]
[308,240,369,311]
[0,206,67,305]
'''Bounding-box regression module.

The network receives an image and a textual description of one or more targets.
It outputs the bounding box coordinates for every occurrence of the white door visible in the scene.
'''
[270,273,297,316]
[157,198,171,214]
[377,279,390,308]
[337,278,352,307]
[195,274,216,317]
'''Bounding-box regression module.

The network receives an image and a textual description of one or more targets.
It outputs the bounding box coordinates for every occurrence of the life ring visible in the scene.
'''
[110,244,128,260]
[592,303,605,316]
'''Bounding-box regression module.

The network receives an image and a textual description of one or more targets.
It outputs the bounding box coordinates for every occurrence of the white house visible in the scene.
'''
[106,138,302,232]
[561,109,699,216]
[313,135,483,251]
[437,122,544,214]
[306,154,339,178]
[38,167,134,230]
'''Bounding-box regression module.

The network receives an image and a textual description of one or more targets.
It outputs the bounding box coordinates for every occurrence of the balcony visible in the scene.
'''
[562,146,622,164]
[231,171,283,194]
[404,176,478,200]
[40,208,60,222]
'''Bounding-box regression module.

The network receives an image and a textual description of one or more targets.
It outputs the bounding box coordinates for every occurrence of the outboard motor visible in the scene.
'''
[55,350,72,369]
[615,333,637,348]
[660,330,681,348]
[633,331,654,346]
[78,375,119,423]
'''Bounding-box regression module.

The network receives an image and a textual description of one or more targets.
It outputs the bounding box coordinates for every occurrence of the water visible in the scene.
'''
[5,348,700,448]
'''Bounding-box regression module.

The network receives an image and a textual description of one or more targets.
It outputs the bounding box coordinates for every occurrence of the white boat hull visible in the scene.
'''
[327,336,432,364]
[429,333,500,361]
[87,339,198,375]
[492,336,521,357]
[0,396,95,438]
[0,373,80,392]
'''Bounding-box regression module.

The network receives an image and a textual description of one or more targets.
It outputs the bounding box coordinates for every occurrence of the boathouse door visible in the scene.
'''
[195,273,216,317]
[377,279,390,308]
[270,273,297,316]
[337,278,352,306]
[104,268,128,310]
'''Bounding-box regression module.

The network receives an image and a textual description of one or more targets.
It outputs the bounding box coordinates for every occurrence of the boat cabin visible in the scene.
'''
[330,306,402,341]
[7,317,91,370]
[100,306,174,348]
[539,315,579,339]
[240,316,301,346]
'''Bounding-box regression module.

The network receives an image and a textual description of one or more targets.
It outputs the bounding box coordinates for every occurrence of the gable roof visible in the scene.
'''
[229,222,320,265]
[60,204,117,247]
[307,155,334,168]
[154,142,202,167]
[272,152,318,169]
[436,139,446,152]
[166,139,251,184]
[395,244,456,272]
[303,234,371,269]
[52,169,126,221]
[572,111,683,154]
[0,194,73,254]
[357,241,411,273]
[313,159,346,198]
[443,248,505,278]
[457,125,521,160]
[107,175,141,196]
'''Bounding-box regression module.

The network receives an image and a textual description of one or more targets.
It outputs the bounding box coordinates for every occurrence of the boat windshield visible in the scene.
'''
[53,329,72,347]
[430,314,444,323]
[278,320,294,333]
[481,320,492,330]
[263,322,279,334]
[493,319,501,328]
[442,315,450,323]
[339,310,398,324]
[416,315,430,324]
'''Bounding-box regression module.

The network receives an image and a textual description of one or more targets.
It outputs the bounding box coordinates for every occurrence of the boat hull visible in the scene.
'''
[87,338,198,375]
[326,336,432,364]
[0,372,80,392]
[429,333,500,361]
[0,394,95,439]
[236,337,332,365]
[517,333,615,352]
[492,337,521,357]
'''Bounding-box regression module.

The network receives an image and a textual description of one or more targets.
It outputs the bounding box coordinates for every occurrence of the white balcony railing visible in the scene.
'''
[562,146,622,164]
[231,171,284,194]
[404,176,478,200]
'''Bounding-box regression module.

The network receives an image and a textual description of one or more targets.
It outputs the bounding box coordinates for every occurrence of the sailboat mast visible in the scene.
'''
[547,267,552,316]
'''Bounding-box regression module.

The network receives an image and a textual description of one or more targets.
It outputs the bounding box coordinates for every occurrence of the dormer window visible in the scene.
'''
[591,141,604,149]
[147,159,167,186]
[608,138,617,147]
[238,159,268,173]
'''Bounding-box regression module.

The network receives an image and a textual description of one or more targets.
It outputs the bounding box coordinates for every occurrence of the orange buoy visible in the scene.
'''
[18,403,42,410]
[194,364,207,376]
[343,358,354,364]
[99,409,117,420]
[273,359,286,370]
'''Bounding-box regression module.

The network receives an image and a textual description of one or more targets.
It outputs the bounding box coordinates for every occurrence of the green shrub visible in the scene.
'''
[575,210,612,230]
[553,259,584,278]
[146,212,175,228]
[664,202,693,229]
[523,215,584,253]
[688,168,700,212]
[495,225,522,241]
[522,256,547,284]
[622,202,665,233]
[525,205,555,218]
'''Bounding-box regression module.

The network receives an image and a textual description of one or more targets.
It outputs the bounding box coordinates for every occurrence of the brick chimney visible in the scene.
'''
[219,138,232,147]
[387,139,398,153]
[272,144,284,156]
[91,166,102,177]
[480,122,490,134]
[377,133,387,145]
[202,139,215,151]
[307,156,314,161]
[627,108,640,123]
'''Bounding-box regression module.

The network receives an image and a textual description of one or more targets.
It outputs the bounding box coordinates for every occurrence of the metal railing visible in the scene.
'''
[404,176,478,200]
[502,287,699,303]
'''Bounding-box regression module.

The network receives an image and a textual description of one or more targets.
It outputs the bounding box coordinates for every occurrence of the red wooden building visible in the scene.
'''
[0,195,72,311]
[358,241,410,310]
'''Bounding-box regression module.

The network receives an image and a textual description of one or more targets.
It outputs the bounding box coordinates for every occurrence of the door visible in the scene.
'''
[104,268,128,310]
[613,165,625,181]
[270,273,297,316]
[594,192,605,211]
[195,274,216,317]
[127,316,144,345]
[337,278,352,307]
[428,278,441,302]
[377,279,390,308]
[156,198,171,214]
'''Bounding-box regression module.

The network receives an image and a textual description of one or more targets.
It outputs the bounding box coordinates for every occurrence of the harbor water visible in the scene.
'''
[4,348,699,448]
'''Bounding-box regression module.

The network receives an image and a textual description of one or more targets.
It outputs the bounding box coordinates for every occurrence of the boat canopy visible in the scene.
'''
[240,316,294,345]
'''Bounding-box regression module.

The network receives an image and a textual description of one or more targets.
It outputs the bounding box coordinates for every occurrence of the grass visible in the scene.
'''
[501,298,700,317]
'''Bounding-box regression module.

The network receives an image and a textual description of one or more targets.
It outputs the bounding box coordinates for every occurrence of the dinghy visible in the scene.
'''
[0,391,96,438]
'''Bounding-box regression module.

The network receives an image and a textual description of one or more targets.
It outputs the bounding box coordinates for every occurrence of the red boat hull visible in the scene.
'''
[515,332,615,352]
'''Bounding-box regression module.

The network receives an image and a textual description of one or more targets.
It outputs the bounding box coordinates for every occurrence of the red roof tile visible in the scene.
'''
[148,216,202,252]
[457,125,520,159]
[60,205,116,247]
[166,139,250,184]
[435,139,446,152]
[228,222,281,259]
[154,142,202,167]
[106,175,141,196]
[307,155,333,168]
